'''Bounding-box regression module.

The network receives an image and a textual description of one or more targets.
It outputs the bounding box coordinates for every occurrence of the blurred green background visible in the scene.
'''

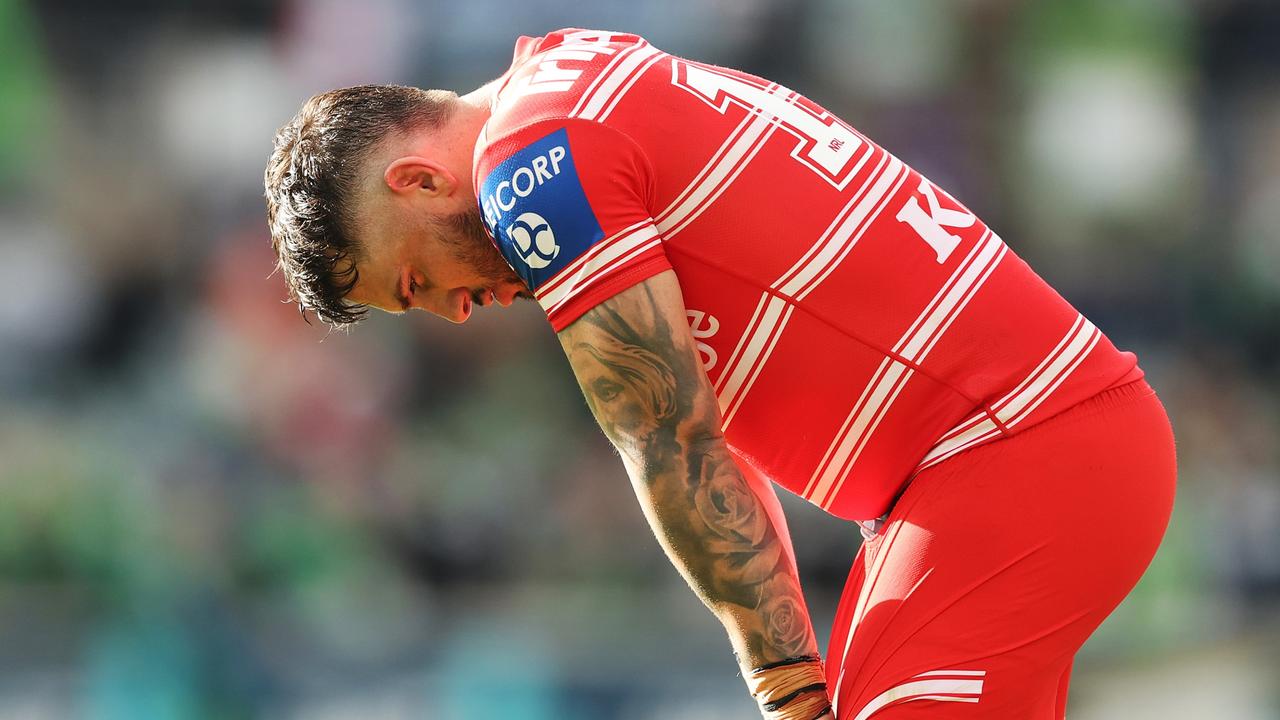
[1,0,1278,718]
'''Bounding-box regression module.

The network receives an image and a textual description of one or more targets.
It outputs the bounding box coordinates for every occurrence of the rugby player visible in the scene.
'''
[263,29,1176,719]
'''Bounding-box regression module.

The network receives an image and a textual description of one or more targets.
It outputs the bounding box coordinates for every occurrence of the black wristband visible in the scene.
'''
[762,682,828,712]
[751,654,822,674]
[807,702,833,720]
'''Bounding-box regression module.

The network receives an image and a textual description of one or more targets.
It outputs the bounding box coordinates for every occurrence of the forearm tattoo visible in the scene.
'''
[562,285,817,664]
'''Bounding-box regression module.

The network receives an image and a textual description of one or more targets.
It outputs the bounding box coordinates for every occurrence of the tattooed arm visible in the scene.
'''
[557,270,822,673]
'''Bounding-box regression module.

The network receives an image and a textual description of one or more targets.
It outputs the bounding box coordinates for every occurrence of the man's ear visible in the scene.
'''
[384,156,458,197]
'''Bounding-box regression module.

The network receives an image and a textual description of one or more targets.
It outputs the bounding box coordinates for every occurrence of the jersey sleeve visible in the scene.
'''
[476,118,669,332]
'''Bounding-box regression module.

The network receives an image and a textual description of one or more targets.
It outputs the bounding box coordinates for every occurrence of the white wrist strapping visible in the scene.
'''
[743,655,833,720]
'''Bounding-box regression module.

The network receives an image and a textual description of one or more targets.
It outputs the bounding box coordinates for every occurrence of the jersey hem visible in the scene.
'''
[906,367,1149,484]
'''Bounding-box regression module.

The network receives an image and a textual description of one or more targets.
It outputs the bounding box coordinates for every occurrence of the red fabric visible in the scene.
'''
[475,29,1144,520]
[824,380,1176,719]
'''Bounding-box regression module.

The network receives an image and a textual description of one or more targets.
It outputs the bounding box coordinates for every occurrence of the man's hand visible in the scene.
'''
[557,270,832,717]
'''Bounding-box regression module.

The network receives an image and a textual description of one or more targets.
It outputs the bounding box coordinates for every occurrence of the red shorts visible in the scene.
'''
[825,379,1176,719]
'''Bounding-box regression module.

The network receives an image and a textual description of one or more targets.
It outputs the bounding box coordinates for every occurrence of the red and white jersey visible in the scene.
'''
[474,30,1143,521]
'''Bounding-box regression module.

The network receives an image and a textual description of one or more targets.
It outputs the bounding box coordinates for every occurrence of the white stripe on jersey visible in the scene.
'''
[917,418,998,471]
[569,41,647,119]
[571,43,662,121]
[775,153,904,300]
[804,231,1007,508]
[655,80,778,221]
[713,292,771,400]
[595,51,667,122]
[916,411,996,470]
[897,232,1007,361]
[536,219,651,302]
[716,295,794,426]
[655,86,790,239]
[536,222,662,314]
[714,151,902,428]
[769,148,885,296]
[805,356,913,504]
[543,74,780,323]
[541,237,661,317]
[913,314,1101,472]
[994,316,1101,427]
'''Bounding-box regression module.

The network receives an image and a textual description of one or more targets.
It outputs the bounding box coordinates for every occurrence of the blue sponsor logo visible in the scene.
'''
[480,128,604,290]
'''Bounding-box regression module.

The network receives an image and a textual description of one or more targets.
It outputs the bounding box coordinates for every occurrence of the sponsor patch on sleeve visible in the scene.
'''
[479,128,604,290]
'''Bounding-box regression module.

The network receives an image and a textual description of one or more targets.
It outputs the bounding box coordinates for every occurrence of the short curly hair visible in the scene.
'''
[264,85,454,327]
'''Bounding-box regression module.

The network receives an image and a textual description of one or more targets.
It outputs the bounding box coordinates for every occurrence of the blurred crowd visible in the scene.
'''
[1,0,1278,718]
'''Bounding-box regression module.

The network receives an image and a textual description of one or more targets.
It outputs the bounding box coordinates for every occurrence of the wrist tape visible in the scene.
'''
[744,655,832,720]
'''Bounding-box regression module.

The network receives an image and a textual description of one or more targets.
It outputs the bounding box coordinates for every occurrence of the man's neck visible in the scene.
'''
[436,86,496,194]
[459,79,499,116]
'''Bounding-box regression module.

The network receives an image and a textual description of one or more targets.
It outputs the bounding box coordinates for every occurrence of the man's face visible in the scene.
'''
[347,196,533,324]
